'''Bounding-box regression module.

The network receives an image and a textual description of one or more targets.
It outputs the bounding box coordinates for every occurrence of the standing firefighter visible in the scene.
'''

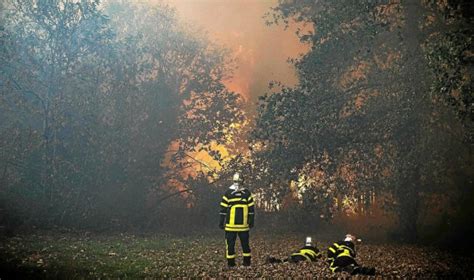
[327,234,376,276]
[219,172,255,267]
[267,236,321,264]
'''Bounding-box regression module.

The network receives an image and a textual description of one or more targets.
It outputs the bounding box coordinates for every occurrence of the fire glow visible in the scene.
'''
[167,0,312,102]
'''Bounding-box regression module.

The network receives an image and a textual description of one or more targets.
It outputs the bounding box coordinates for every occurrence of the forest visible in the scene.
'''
[1,0,473,278]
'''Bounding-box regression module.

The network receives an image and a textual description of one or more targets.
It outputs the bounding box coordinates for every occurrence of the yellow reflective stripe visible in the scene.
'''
[340,245,353,252]
[244,205,248,226]
[333,243,341,248]
[225,239,236,258]
[329,247,336,253]
[300,249,318,258]
[227,203,250,229]
[300,249,312,257]
[329,258,337,271]
[226,239,234,259]
[337,248,352,258]
[222,196,229,202]
[230,203,249,207]
[227,226,248,229]
[220,202,229,207]
[224,227,249,232]
[231,206,248,223]
[225,223,249,228]
[242,252,251,257]
[248,202,255,207]
[229,206,236,225]
[339,245,354,256]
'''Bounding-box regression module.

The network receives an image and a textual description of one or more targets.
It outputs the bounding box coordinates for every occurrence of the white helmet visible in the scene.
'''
[344,234,356,242]
[305,236,313,246]
[233,172,242,183]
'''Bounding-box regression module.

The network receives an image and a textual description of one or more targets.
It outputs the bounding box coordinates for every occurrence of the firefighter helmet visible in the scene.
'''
[233,172,242,183]
[344,234,356,242]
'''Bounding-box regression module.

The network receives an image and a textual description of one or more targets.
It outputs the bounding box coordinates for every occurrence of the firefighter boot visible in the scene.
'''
[227,258,236,268]
[243,256,251,266]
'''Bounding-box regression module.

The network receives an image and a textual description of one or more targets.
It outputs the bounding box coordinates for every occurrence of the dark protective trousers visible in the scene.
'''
[330,255,358,272]
[330,256,375,275]
[225,231,251,266]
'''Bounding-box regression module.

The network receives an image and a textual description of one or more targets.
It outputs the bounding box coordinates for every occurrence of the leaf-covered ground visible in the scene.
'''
[0,232,472,279]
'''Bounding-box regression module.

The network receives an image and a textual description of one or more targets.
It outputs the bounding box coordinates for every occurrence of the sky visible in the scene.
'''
[165,0,312,105]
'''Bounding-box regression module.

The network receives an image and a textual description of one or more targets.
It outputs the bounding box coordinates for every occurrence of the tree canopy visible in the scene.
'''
[0,0,245,229]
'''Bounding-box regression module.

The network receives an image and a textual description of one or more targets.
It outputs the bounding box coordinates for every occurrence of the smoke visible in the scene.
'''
[166,0,312,106]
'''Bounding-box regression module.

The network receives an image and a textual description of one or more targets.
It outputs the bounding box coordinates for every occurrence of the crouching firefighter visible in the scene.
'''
[327,234,376,276]
[267,237,321,264]
[219,172,255,267]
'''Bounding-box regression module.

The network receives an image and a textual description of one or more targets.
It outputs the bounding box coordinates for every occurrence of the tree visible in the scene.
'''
[0,0,245,230]
[252,0,472,241]
[1,0,116,226]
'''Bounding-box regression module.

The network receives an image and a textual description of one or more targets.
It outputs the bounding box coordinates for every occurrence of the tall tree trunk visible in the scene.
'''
[396,0,431,242]
[397,166,421,242]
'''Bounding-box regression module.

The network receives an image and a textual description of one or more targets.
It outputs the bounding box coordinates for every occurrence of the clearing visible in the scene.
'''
[0,232,472,279]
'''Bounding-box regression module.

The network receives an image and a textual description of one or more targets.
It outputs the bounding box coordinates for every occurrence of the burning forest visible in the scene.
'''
[1,0,473,278]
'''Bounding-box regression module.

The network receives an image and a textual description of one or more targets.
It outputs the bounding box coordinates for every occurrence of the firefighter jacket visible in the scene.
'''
[219,185,255,232]
[327,240,356,263]
[291,245,321,262]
